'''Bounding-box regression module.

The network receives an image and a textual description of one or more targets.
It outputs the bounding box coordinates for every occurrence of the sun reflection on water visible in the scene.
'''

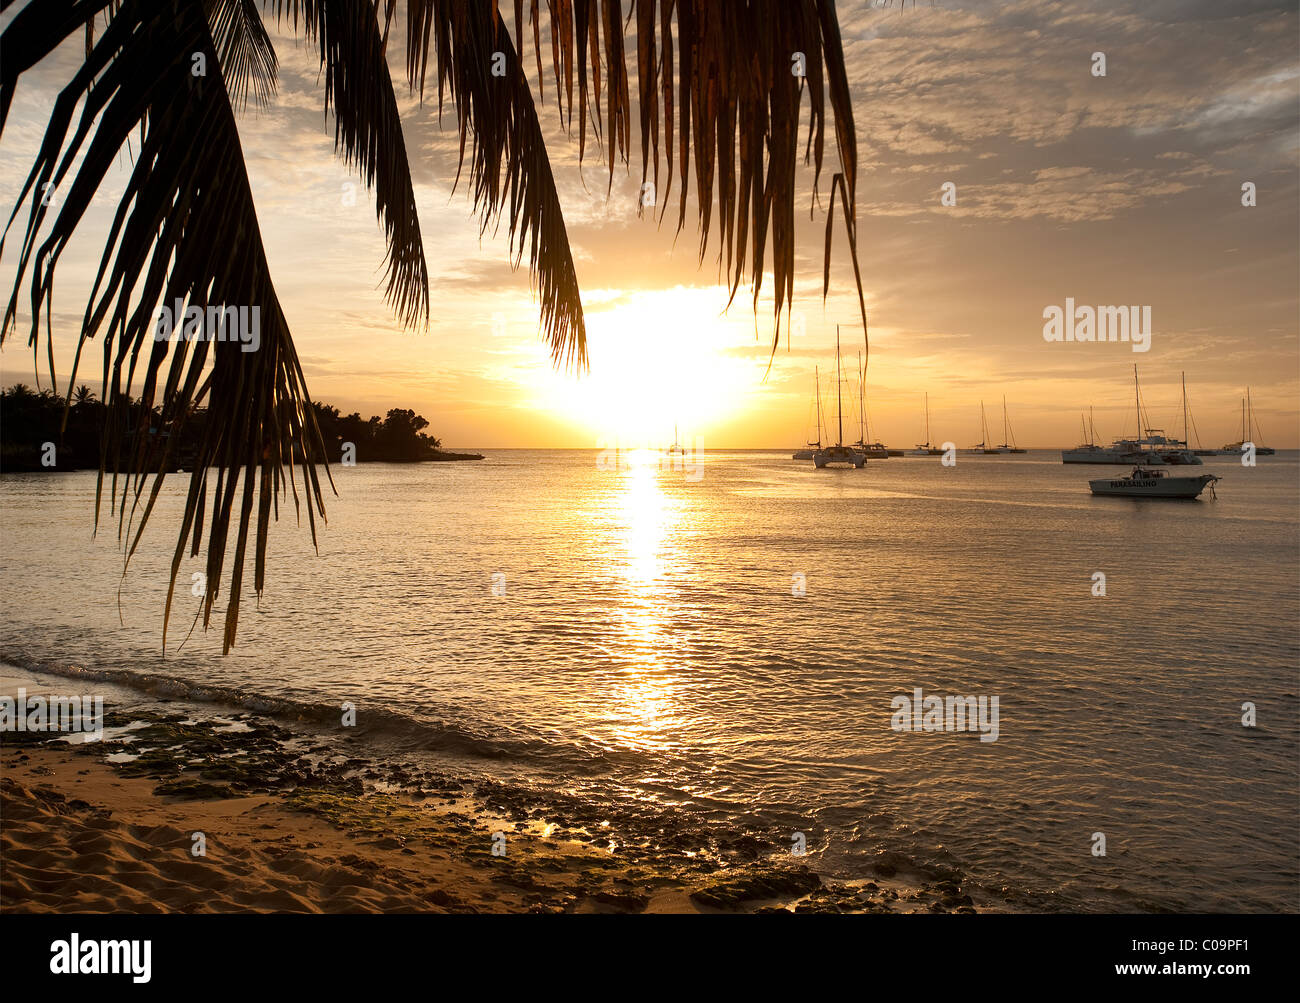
[606,457,684,753]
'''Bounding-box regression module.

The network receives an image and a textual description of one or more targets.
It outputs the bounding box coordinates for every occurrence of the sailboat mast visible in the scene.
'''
[1002,395,1008,445]
[814,366,822,447]
[1181,372,1188,446]
[1133,364,1145,441]
[857,351,865,443]
[835,326,844,447]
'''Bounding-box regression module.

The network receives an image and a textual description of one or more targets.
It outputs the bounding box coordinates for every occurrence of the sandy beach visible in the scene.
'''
[1,706,976,915]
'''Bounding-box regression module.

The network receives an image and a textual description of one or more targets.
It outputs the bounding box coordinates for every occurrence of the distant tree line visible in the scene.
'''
[307,402,443,464]
[0,384,459,471]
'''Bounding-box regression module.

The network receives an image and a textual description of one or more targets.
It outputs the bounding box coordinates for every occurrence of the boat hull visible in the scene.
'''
[1062,448,1167,465]
[813,446,865,468]
[1089,472,1218,499]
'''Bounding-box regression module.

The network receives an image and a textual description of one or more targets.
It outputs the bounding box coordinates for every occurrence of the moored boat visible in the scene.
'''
[1088,466,1219,499]
[1219,389,1275,455]
[964,401,995,454]
[1062,366,1169,465]
[991,396,1026,453]
[792,369,825,460]
[906,393,943,456]
[666,423,686,455]
[850,351,890,460]
[814,444,865,468]
[812,328,866,469]
[1151,372,1203,464]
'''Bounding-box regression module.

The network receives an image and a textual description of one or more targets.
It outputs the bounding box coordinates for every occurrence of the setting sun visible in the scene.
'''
[527,286,767,447]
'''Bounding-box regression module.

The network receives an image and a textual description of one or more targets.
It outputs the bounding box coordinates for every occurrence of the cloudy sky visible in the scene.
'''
[1,0,1297,448]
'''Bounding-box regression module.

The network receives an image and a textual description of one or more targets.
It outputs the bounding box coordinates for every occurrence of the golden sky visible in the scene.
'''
[1,0,1297,448]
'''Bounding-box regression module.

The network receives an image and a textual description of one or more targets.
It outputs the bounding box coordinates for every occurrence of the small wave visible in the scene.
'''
[0,649,620,774]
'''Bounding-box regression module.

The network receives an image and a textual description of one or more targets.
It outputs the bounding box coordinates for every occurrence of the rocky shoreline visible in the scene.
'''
[1,709,979,914]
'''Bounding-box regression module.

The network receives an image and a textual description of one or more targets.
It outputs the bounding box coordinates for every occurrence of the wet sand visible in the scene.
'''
[1,715,978,914]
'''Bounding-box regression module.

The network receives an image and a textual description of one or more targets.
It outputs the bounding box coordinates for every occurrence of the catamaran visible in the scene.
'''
[851,351,890,460]
[792,368,824,460]
[1061,366,1168,464]
[906,393,943,456]
[1062,407,1107,461]
[1217,388,1275,456]
[1089,466,1219,499]
[812,328,865,468]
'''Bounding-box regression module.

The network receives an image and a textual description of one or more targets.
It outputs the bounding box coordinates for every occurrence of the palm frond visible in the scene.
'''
[418,0,869,358]
[2,0,329,654]
[404,0,586,365]
[205,0,279,110]
[269,0,430,328]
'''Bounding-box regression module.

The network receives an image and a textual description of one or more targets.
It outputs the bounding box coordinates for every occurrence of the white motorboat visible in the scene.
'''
[1089,466,1219,499]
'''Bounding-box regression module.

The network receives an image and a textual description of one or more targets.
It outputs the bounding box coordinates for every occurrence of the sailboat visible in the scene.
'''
[1154,373,1202,464]
[964,402,994,454]
[1062,408,1106,461]
[1218,388,1275,455]
[1061,366,1167,464]
[991,396,1027,453]
[666,423,686,455]
[791,368,825,460]
[812,327,865,468]
[851,351,890,460]
[905,393,943,456]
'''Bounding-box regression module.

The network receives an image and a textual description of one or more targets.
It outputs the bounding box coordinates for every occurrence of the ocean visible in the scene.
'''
[2,448,1297,911]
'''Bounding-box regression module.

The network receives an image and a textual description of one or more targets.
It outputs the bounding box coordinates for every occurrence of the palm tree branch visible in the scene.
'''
[1,0,330,654]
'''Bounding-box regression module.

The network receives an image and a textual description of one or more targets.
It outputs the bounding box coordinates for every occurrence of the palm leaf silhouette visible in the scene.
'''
[1,0,869,651]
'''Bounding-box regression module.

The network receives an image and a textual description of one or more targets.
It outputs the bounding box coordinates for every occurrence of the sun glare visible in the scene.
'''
[528,286,761,446]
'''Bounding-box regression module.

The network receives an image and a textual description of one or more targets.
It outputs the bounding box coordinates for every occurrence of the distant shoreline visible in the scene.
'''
[427,450,484,462]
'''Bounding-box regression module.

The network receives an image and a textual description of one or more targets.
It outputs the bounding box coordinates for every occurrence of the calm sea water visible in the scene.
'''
[2,449,1298,911]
